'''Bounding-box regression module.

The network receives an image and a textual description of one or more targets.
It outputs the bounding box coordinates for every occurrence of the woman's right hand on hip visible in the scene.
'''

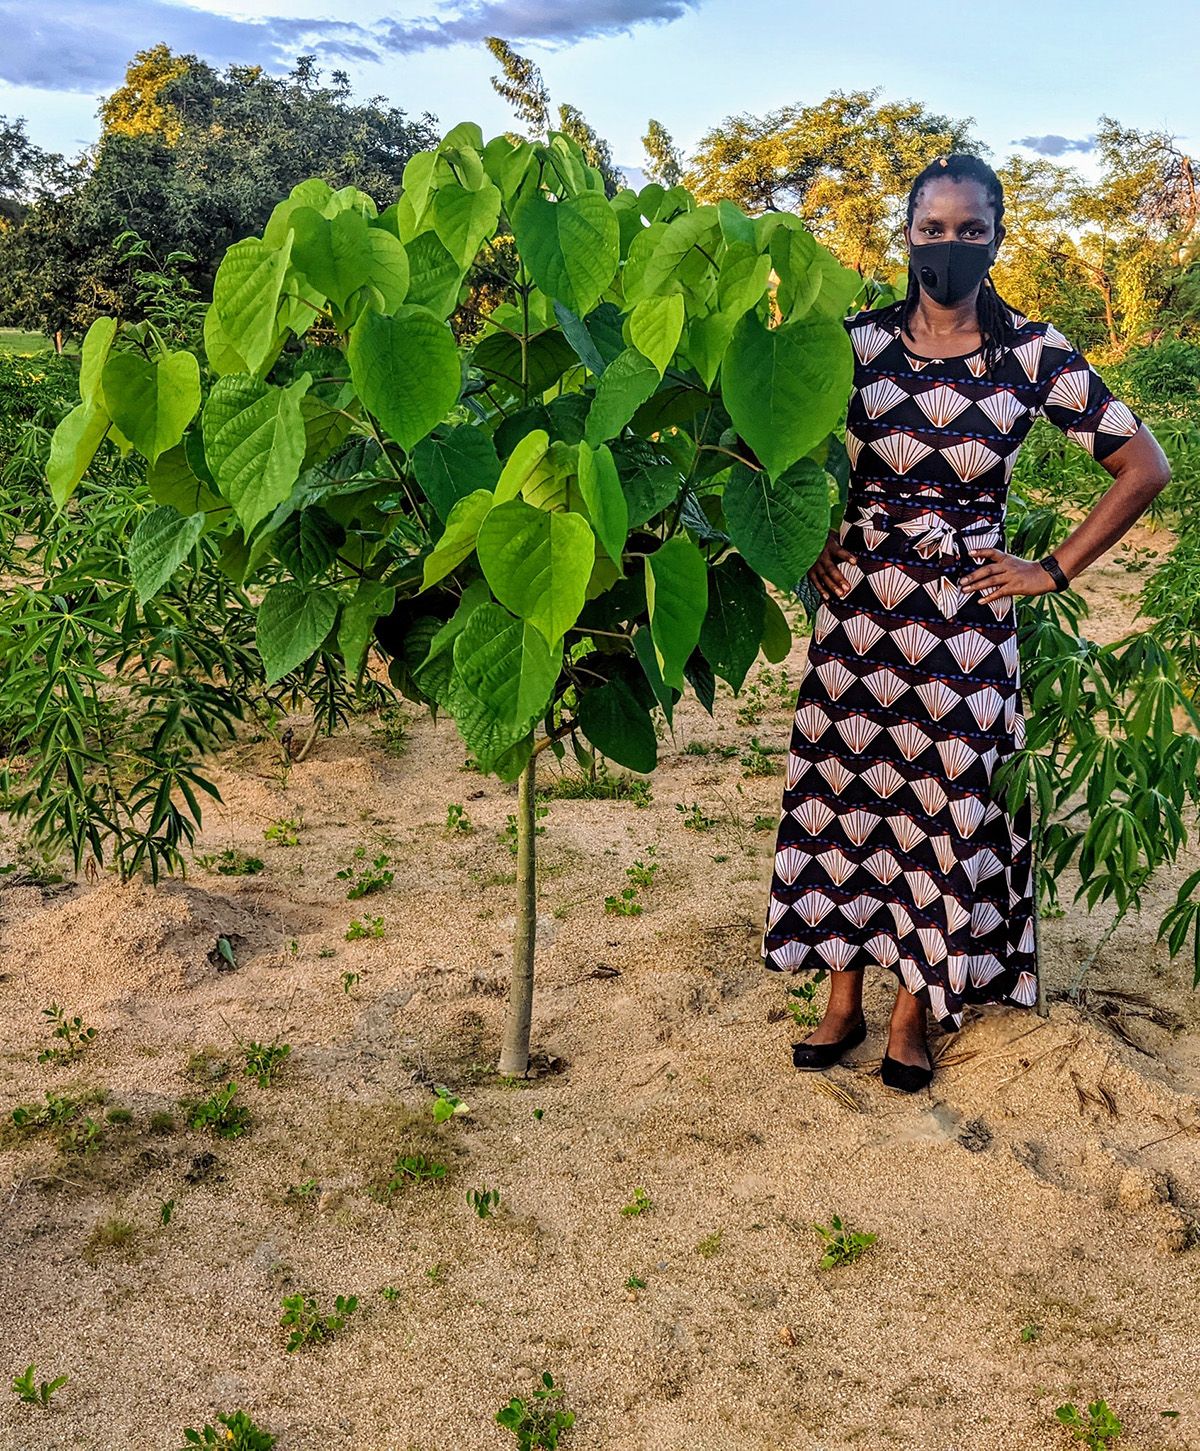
[807,530,858,601]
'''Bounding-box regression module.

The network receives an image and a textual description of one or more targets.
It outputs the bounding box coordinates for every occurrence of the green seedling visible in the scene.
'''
[243,1042,290,1088]
[11,1091,79,1134]
[263,818,301,847]
[379,1285,403,1302]
[813,1213,876,1269]
[37,1002,97,1063]
[195,848,264,876]
[11,1363,68,1407]
[675,801,716,831]
[378,1153,448,1198]
[785,972,828,1030]
[740,736,782,777]
[621,1186,653,1217]
[285,1177,319,1204]
[59,1116,103,1155]
[695,1230,724,1258]
[340,970,359,993]
[537,759,652,806]
[180,1409,276,1449]
[1055,1399,1123,1449]
[445,802,473,833]
[467,1186,501,1218]
[625,849,659,888]
[1020,1322,1042,1343]
[604,886,642,917]
[345,916,385,941]
[431,1083,468,1123]
[159,1198,175,1226]
[625,1274,647,1290]
[337,847,394,899]
[495,1371,575,1450]
[279,1291,358,1352]
[184,1082,250,1139]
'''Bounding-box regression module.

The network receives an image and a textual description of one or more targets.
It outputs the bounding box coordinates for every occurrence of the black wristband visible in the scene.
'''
[1038,554,1070,592]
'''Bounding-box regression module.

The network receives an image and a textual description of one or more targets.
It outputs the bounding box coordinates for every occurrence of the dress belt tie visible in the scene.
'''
[847,505,1002,567]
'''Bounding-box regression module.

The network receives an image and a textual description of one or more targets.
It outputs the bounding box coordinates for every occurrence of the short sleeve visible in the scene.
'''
[1035,328,1143,462]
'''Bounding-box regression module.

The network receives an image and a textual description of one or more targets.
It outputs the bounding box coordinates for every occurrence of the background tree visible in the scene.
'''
[642,118,683,187]
[0,49,439,340]
[484,38,551,139]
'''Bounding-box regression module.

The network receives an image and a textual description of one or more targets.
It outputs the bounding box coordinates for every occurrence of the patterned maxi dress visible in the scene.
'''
[760,304,1144,1031]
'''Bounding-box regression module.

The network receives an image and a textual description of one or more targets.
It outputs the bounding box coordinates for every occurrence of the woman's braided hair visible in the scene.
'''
[887,152,1020,380]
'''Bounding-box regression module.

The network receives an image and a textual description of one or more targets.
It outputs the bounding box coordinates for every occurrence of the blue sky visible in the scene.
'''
[1,0,1196,182]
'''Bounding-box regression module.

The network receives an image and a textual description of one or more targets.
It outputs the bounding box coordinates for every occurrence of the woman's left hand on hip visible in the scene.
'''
[959,548,1058,603]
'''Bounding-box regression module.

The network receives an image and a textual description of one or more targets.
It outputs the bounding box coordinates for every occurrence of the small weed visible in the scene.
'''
[751,814,777,832]
[625,1274,646,1290]
[621,1186,653,1217]
[379,1285,403,1302]
[695,1230,724,1258]
[10,1091,81,1136]
[184,1046,233,1083]
[467,1186,501,1218]
[337,847,394,899]
[675,802,716,831]
[263,817,301,848]
[1055,1399,1123,1449]
[377,1153,448,1199]
[740,736,782,777]
[149,1111,176,1135]
[340,972,360,996]
[425,1261,448,1283]
[159,1198,175,1226]
[195,848,265,876]
[736,666,794,725]
[36,1002,97,1064]
[59,1116,103,1156]
[11,1363,68,1407]
[785,972,828,1031]
[83,1217,136,1258]
[244,1042,291,1089]
[604,887,642,916]
[502,807,548,856]
[683,740,738,758]
[105,1106,133,1126]
[1020,1321,1042,1344]
[184,1082,250,1139]
[445,802,474,833]
[279,1291,359,1352]
[373,705,409,756]
[625,848,659,889]
[345,916,385,941]
[286,1177,319,1205]
[496,1371,575,1450]
[538,760,652,807]
[813,1213,876,1269]
[180,1409,277,1449]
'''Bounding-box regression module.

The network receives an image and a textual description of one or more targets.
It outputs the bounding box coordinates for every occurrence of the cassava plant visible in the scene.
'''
[48,121,861,1073]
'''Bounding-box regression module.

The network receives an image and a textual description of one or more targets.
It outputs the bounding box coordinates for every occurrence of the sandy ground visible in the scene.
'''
[0,524,1198,1451]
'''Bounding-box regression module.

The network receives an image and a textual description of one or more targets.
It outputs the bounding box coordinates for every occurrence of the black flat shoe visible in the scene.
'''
[880,1052,933,1093]
[792,1015,867,1071]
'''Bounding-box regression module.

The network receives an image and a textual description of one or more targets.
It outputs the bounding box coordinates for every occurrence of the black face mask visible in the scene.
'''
[908,238,997,305]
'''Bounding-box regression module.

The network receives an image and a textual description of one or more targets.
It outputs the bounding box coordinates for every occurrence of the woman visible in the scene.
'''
[759,152,1171,1092]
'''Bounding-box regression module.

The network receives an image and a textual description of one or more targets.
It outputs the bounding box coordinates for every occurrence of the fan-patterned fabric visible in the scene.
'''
[760,304,1143,1030]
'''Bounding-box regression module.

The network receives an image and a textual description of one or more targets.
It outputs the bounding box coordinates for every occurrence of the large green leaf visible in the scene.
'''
[202,372,310,534]
[256,582,339,683]
[577,676,657,773]
[699,554,766,692]
[431,181,501,269]
[720,312,853,478]
[79,316,117,409]
[447,601,562,772]
[420,488,495,589]
[339,578,396,675]
[412,426,501,523]
[645,536,708,689]
[511,191,620,316]
[288,206,409,314]
[46,402,111,508]
[210,235,293,377]
[723,457,829,592]
[584,349,660,447]
[494,429,551,503]
[576,440,628,567]
[623,206,721,304]
[628,293,685,376]
[101,351,201,466]
[348,305,460,451]
[147,441,224,516]
[761,591,792,663]
[404,231,465,319]
[476,498,595,646]
[128,506,207,604]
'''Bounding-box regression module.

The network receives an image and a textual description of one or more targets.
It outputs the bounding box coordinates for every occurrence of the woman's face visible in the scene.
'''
[904,177,1004,254]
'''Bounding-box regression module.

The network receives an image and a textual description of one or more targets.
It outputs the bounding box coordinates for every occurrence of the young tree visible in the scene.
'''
[53,123,859,1074]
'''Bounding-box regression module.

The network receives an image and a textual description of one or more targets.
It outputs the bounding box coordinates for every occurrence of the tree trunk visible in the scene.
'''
[498,751,537,1075]
[54,329,63,355]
